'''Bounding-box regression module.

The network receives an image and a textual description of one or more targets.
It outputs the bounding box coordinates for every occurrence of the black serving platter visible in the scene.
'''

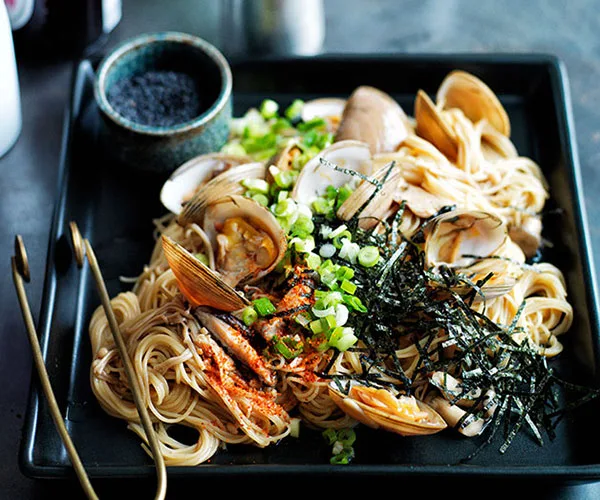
[20,54,600,481]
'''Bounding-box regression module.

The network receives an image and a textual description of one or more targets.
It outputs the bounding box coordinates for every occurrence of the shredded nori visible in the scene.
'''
[314,160,600,459]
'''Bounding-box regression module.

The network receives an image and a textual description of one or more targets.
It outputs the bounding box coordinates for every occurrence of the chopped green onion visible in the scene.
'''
[312,305,336,318]
[312,197,334,215]
[290,236,315,253]
[241,306,258,326]
[220,142,247,156]
[358,246,380,268]
[297,117,326,132]
[273,198,297,218]
[322,315,337,331]
[332,231,353,249]
[253,297,276,317]
[328,224,348,239]
[290,418,301,438]
[294,312,312,328]
[272,117,293,133]
[333,329,358,351]
[320,270,338,289]
[252,147,279,161]
[323,428,356,464]
[241,178,270,194]
[336,184,353,207]
[305,252,321,270]
[251,193,270,206]
[292,151,314,170]
[291,215,314,239]
[274,336,303,359]
[338,239,360,264]
[319,243,336,258]
[310,319,323,334]
[337,428,356,445]
[343,294,367,313]
[336,266,354,281]
[260,99,279,119]
[335,304,349,326]
[322,428,338,445]
[285,99,304,121]
[340,279,357,295]
[317,132,334,150]
[274,170,296,189]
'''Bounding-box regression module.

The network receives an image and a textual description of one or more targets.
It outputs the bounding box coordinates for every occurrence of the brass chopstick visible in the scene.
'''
[12,236,99,500]
[12,227,168,499]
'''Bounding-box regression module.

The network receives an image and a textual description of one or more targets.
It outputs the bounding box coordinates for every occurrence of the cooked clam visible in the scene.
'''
[424,209,507,269]
[335,86,410,154]
[394,183,454,219]
[177,162,266,226]
[424,210,515,299]
[414,89,458,161]
[508,215,542,259]
[436,70,511,137]
[291,140,372,205]
[161,235,249,311]
[202,195,287,287]
[336,160,404,229]
[160,153,251,215]
[329,381,447,436]
[302,97,346,133]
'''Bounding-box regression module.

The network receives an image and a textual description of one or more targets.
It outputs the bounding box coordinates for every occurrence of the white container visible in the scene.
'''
[0,0,22,157]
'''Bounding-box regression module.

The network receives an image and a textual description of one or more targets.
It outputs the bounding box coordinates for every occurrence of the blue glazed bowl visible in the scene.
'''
[94,32,232,173]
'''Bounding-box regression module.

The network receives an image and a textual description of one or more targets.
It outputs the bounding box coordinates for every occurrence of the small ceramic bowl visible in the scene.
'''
[94,31,232,173]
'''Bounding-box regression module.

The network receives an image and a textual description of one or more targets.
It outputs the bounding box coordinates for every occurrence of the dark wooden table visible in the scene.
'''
[2,1,600,498]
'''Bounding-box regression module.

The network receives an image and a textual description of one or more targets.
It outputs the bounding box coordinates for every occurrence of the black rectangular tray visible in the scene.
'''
[21,53,600,481]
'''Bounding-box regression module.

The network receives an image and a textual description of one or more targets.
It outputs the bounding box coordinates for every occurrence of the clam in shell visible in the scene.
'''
[329,381,447,436]
[414,89,458,161]
[177,162,267,226]
[424,210,515,299]
[424,209,507,269]
[161,235,249,311]
[335,86,410,154]
[336,160,405,229]
[301,97,347,133]
[291,140,372,205]
[202,195,287,287]
[160,153,251,215]
[436,70,511,137]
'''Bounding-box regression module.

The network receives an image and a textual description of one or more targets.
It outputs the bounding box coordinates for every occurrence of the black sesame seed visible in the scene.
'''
[107,70,203,127]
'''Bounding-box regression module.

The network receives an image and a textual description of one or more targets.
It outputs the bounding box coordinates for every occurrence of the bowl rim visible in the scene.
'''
[94,31,232,136]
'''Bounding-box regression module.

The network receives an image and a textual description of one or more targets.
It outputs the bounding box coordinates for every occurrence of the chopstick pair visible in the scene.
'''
[11,222,167,500]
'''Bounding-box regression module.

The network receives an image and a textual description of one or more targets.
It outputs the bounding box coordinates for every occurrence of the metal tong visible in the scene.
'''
[11,222,167,499]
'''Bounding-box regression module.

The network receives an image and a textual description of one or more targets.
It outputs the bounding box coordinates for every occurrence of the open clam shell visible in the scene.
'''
[424,209,507,269]
[202,195,287,287]
[161,235,249,311]
[336,160,404,229]
[160,153,251,215]
[302,97,346,133]
[414,89,458,161]
[267,137,302,176]
[436,70,511,137]
[424,210,515,299]
[177,162,267,226]
[328,381,447,436]
[335,86,410,154]
[291,140,372,205]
